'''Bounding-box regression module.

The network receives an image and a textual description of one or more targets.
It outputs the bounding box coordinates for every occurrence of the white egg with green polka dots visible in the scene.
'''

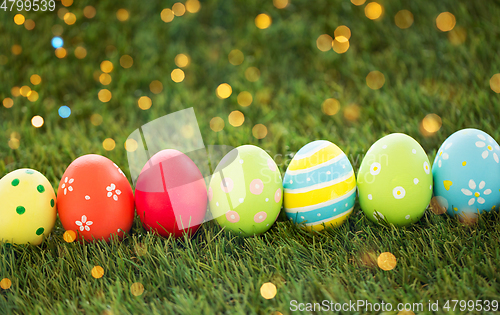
[0,169,56,245]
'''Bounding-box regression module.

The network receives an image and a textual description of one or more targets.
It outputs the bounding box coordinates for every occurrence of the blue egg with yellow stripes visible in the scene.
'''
[283,140,356,231]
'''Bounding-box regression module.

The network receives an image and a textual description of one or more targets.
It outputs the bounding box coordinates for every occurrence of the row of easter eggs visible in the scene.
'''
[1,128,499,245]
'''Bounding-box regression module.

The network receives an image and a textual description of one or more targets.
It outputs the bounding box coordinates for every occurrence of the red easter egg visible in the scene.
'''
[57,154,134,242]
[135,149,207,237]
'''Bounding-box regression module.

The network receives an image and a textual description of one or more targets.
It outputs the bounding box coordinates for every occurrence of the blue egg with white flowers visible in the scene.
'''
[432,128,500,218]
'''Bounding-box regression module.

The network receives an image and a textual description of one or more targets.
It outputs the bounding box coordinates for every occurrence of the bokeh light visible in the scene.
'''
[3,98,14,108]
[421,114,442,136]
[237,91,253,107]
[186,0,201,13]
[273,0,288,9]
[11,87,20,97]
[366,71,385,89]
[252,124,268,139]
[103,138,116,151]
[216,83,232,99]
[316,34,333,52]
[334,26,351,41]
[173,2,186,16]
[63,230,76,242]
[116,9,129,21]
[228,111,245,127]
[322,98,340,116]
[490,73,500,93]
[59,106,71,118]
[344,104,360,121]
[255,13,272,29]
[260,282,277,299]
[52,25,63,36]
[64,12,76,25]
[210,117,225,132]
[58,8,69,20]
[171,69,185,83]
[24,19,35,30]
[150,80,163,94]
[436,12,456,32]
[31,116,44,128]
[161,9,174,22]
[91,113,103,126]
[175,54,190,68]
[0,278,12,290]
[365,2,383,20]
[52,37,63,49]
[12,45,22,55]
[27,91,39,102]
[377,252,397,271]
[99,73,112,85]
[120,55,133,68]
[448,27,466,45]
[394,10,414,29]
[332,38,349,54]
[100,60,113,73]
[245,67,260,82]
[130,282,145,296]
[83,6,96,19]
[20,86,31,97]
[98,89,112,102]
[14,14,25,25]
[125,139,138,152]
[30,74,41,85]
[75,46,87,59]
[351,0,366,5]
[61,0,73,7]
[55,47,67,58]
[91,266,105,279]
[228,49,244,65]
[8,138,19,149]
[138,96,152,110]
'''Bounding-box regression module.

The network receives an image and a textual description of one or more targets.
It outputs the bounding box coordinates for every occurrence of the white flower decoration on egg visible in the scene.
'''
[75,215,93,231]
[461,179,491,206]
[370,162,381,176]
[106,183,121,201]
[475,135,499,163]
[393,186,406,199]
[423,161,430,174]
[61,177,74,195]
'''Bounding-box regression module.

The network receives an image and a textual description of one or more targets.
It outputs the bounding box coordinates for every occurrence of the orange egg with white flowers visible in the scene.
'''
[57,154,134,242]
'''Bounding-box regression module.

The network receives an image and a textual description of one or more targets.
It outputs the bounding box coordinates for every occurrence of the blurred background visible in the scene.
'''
[1,0,500,186]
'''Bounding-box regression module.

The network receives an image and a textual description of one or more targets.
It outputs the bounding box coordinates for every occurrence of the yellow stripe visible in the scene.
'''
[284,173,356,208]
[288,143,344,171]
[305,210,352,231]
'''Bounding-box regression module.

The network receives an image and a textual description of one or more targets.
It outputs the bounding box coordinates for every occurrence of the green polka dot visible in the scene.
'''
[11,179,19,186]
[25,170,34,174]
[16,206,25,215]
[50,199,55,207]
[37,185,45,193]
[36,227,44,236]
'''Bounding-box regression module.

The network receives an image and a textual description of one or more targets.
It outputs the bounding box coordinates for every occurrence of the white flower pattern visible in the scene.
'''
[461,179,491,206]
[61,177,74,195]
[106,183,121,201]
[475,135,499,163]
[75,215,93,231]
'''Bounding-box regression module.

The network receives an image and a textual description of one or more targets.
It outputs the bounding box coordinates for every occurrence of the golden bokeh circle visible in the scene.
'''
[366,71,385,90]
[61,0,73,7]
[216,83,232,99]
[334,26,351,41]
[490,73,500,93]
[91,114,103,126]
[186,0,201,13]
[344,104,360,121]
[3,98,14,108]
[252,124,268,139]
[210,117,225,132]
[27,91,39,102]
[172,2,186,16]
[245,67,260,82]
[12,45,22,55]
[120,55,134,68]
[228,111,245,127]
[237,91,253,107]
[150,80,163,94]
[99,73,112,85]
[103,138,116,151]
[421,114,442,135]
[98,89,112,102]
[228,49,244,65]
[20,86,31,97]
[55,47,67,58]
[31,116,44,128]
[75,46,87,59]
[161,9,175,23]
[0,278,12,290]
[138,96,152,110]
[332,38,350,54]
[365,2,383,20]
[91,266,105,279]
[125,139,138,152]
[171,69,185,83]
[273,0,288,9]
[8,138,20,149]
[351,0,366,5]
[30,74,42,85]
[100,60,114,73]
[322,98,340,116]
[255,13,272,29]
[448,27,467,45]
[130,282,145,296]
[63,230,77,243]
[436,12,456,32]
[24,19,35,30]
[175,54,190,68]
[377,252,397,271]
[116,9,129,21]
[14,14,25,25]
[394,10,414,29]
[83,6,96,19]
[260,282,277,299]
[316,34,333,52]
[64,12,76,25]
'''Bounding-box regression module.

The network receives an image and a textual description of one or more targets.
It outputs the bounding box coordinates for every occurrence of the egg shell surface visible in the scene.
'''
[0,169,56,245]
[57,154,135,242]
[135,149,207,238]
[432,128,500,217]
[209,145,282,237]
[357,133,433,226]
[283,140,356,231]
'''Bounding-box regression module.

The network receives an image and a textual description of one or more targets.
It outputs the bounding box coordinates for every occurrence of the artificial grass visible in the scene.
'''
[1,0,500,313]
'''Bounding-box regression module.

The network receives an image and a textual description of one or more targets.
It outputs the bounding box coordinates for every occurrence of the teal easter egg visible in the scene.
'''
[283,140,356,231]
[208,145,283,237]
[432,128,500,218]
[357,133,433,226]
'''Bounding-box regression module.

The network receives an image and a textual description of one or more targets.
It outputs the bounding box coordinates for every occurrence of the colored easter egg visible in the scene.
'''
[283,140,356,231]
[432,128,500,218]
[135,149,207,237]
[357,133,433,226]
[209,145,282,237]
[57,154,134,242]
[0,169,56,245]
